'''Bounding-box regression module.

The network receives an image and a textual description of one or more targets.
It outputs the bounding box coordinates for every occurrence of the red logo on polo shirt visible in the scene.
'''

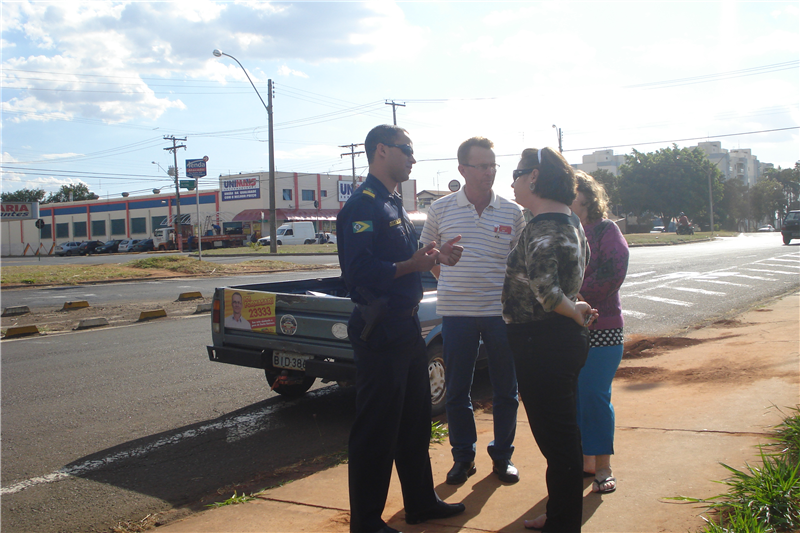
[494,225,512,235]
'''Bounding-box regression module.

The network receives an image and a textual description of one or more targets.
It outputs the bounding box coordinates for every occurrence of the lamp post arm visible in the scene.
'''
[218,52,269,113]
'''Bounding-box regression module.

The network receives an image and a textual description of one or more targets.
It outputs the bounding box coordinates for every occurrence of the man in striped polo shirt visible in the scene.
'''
[421,137,526,485]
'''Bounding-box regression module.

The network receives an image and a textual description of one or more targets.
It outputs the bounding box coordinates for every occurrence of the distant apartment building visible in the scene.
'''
[416,190,452,212]
[573,149,626,176]
[694,142,764,187]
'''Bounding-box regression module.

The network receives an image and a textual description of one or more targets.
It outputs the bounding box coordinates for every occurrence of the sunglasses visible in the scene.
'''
[512,168,535,181]
[463,163,499,172]
[384,143,414,157]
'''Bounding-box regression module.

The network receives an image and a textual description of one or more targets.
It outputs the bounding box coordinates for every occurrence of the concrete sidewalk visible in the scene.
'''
[160,291,799,533]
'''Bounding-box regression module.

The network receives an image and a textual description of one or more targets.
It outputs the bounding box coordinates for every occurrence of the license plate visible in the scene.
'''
[272,351,310,371]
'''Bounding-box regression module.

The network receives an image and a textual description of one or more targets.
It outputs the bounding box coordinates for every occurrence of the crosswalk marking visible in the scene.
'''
[621,309,647,319]
[695,279,748,287]
[672,287,726,296]
[743,268,799,276]
[627,294,694,307]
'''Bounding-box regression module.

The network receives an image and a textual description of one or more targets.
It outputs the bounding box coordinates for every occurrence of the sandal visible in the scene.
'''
[523,514,546,530]
[592,476,616,494]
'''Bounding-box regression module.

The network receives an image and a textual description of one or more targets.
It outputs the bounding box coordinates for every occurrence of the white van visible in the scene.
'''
[258,221,316,246]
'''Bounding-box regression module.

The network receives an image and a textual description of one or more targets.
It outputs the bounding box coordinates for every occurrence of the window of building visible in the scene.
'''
[92,220,106,237]
[320,190,328,198]
[130,217,146,234]
[74,221,87,238]
[111,219,126,235]
[41,224,52,239]
[56,223,69,238]
[301,190,315,201]
[152,216,167,233]
[283,189,293,201]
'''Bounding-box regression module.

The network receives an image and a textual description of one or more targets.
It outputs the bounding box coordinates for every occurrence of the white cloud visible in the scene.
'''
[277,65,308,78]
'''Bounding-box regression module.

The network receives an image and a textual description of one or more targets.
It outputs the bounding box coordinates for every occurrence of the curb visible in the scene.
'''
[62,301,90,310]
[2,325,40,338]
[138,309,167,321]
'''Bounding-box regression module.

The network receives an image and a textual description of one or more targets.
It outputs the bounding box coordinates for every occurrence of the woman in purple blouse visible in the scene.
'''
[571,171,629,495]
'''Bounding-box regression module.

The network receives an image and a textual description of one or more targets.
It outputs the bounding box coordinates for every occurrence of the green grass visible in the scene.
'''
[624,231,738,246]
[669,405,800,532]
[431,421,449,445]
[205,491,256,508]
[198,242,338,255]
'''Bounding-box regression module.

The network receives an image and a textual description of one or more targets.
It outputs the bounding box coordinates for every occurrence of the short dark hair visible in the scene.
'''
[519,147,576,205]
[574,170,608,222]
[365,124,408,164]
[457,137,494,165]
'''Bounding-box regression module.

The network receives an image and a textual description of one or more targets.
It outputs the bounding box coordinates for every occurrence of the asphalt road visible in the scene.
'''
[1,233,798,533]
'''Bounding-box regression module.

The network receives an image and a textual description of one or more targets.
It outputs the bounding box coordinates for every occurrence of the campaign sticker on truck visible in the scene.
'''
[223,289,276,333]
[279,315,298,335]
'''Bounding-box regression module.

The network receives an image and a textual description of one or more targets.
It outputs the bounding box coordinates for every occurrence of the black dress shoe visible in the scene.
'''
[446,461,476,485]
[492,459,520,483]
[405,500,466,525]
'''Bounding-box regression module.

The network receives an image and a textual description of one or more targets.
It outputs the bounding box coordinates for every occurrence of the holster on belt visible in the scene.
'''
[355,287,389,341]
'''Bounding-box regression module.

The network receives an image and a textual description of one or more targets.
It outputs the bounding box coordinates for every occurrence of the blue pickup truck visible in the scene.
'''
[207,273,454,415]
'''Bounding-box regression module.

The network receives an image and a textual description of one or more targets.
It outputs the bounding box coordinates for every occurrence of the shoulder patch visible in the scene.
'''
[352,221,373,233]
[389,218,402,227]
[362,188,376,199]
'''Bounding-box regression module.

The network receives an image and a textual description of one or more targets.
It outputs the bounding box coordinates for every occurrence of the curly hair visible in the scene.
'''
[574,170,608,222]
[519,147,576,205]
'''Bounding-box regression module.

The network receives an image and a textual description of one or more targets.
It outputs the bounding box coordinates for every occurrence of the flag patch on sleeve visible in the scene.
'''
[352,221,373,233]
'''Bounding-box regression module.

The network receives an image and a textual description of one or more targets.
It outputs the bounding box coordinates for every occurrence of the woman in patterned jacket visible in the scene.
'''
[571,171,629,496]
[502,147,597,532]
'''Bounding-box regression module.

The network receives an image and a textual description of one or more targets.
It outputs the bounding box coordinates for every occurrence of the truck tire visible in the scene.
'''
[304,239,315,245]
[265,370,315,397]
[427,342,447,417]
[784,234,792,245]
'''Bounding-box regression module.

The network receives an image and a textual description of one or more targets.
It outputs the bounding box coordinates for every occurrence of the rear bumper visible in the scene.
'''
[207,345,356,382]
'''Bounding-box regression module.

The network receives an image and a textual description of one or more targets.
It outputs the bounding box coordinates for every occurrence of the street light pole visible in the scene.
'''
[213,49,277,253]
[552,124,563,153]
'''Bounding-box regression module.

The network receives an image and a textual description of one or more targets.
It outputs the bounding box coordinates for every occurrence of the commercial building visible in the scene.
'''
[1,172,419,257]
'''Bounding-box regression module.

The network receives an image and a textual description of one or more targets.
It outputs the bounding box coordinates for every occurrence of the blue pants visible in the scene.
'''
[442,316,518,463]
[576,344,624,456]
[347,310,440,533]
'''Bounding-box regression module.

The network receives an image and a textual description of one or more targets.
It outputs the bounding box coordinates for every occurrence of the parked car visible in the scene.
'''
[129,239,154,252]
[757,224,775,232]
[79,240,104,255]
[650,226,665,234]
[118,239,141,252]
[94,239,123,254]
[54,242,83,256]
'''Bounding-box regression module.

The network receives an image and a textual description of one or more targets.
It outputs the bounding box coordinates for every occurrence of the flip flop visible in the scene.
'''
[593,476,616,494]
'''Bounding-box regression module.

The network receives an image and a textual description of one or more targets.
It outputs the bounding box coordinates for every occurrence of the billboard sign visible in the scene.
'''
[185,158,207,178]
[221,177,260,201]
[338,180,360,202]
[1,202,39,220]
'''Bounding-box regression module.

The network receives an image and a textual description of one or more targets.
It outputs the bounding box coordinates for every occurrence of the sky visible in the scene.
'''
[1,0,798,204]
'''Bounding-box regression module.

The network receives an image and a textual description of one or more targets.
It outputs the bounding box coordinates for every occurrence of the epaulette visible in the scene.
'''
[361,188,376,199]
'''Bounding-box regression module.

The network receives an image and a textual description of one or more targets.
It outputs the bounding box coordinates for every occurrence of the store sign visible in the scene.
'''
[221,177,260,201]
[186,158,207,178]
[338,180,359,202]
[1,202,39,220]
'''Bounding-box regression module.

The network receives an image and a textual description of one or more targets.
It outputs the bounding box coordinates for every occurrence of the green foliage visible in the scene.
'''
[1,187,46,203]
[669,406,800,532]
[619,145,722,228]
[750,178,787,224]
[205,491,255,508]
[44,183,98,203]
[430,421,449,445]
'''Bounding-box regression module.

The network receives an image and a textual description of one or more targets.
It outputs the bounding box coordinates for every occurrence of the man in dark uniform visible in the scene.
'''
[338,124,465,533]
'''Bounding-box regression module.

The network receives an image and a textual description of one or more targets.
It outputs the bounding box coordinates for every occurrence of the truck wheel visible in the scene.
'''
[276,240,282,246]
[427,343,447,417]
[304,239,314,244]
[784,234,792,245]
[265,370,315,397]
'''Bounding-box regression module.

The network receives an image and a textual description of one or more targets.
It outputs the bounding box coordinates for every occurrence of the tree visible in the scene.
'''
[618,145,722,230]
[1,188,46,203]
[718,177,749,231]
[750,177,785,225]
[588,169,620,214]
[44,184,98,203]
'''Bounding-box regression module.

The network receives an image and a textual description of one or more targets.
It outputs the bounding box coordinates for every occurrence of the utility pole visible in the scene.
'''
[340,143,365,190]
[552,124,563,153]
[267,79,277,254]
[163,135,186,252]
[385,100,406,199]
